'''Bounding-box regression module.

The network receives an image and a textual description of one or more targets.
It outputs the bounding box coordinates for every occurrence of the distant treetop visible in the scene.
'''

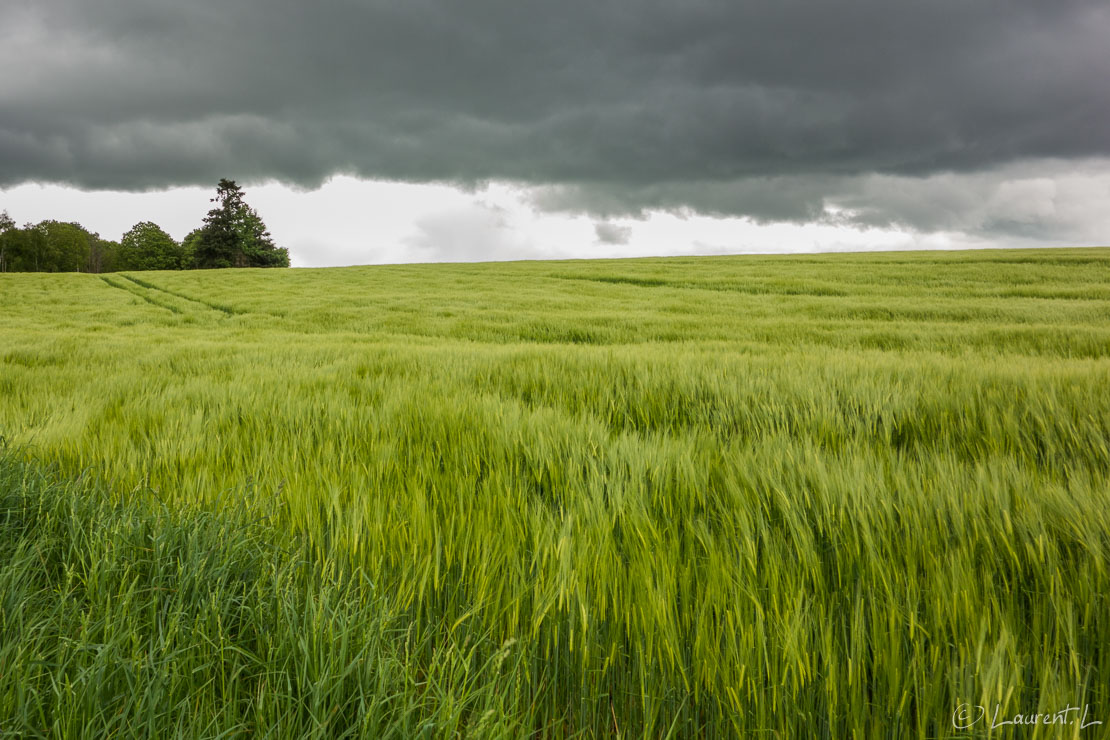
[0,179,291,273]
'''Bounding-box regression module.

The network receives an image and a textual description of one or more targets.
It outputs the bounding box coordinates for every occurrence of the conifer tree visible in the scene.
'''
[194,179,289,268]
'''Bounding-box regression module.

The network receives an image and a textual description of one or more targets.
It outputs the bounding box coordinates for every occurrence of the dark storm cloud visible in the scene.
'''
[3,0,1109,232]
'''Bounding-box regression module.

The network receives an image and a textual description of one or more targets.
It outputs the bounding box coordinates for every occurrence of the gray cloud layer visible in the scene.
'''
[3,1,1109,238]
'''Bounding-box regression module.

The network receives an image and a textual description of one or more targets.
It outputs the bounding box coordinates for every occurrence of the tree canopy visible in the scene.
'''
[118,222,184,271]
[0,219,112,273]
[1,179,290,273]
[0,211,15,272]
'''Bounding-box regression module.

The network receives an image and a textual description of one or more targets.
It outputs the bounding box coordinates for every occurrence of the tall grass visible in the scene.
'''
[2,247,1109,736]
[0,450,545,738]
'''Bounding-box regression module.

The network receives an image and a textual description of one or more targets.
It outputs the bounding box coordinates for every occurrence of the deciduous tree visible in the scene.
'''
[118,221,182,271]
[0,210,14,272]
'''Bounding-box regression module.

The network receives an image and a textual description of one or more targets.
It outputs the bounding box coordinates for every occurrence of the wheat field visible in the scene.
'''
[2,248,1109,737]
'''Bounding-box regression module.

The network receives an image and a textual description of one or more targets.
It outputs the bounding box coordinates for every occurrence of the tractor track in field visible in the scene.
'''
[100,274,245,319]
[111,274,286,320]
[99,275,185,314]
[117,275,241,316]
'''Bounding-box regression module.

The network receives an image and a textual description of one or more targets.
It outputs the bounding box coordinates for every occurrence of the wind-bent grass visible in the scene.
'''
[2,247,1109,736]
[0,451,538,738]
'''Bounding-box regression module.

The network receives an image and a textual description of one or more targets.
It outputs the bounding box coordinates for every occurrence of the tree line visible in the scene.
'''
[0,180,289,273]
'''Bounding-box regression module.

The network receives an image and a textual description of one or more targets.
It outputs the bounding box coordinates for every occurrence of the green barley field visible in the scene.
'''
[2,248,1109,737]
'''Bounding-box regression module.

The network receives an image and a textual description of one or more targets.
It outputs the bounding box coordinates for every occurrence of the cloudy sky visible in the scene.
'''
[2,0,1108,266]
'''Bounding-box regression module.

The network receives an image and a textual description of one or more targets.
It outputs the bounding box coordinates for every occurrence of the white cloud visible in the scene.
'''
[0,182,210,240]
[833,158,1110,244]
[3,164,1107,270]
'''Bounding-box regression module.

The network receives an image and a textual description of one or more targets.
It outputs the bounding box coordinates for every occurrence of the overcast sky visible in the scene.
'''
[2,0,1108,265]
